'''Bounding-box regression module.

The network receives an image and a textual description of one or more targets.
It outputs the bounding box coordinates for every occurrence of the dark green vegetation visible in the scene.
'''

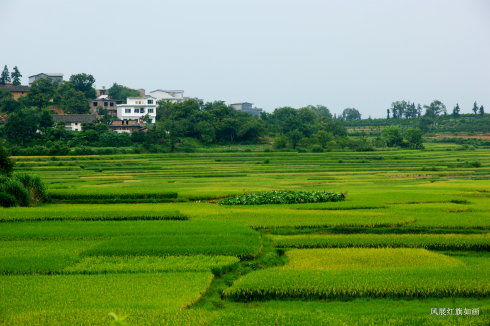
[218,190,345,205]
[0,148,488,325]
[0,146,47,207]
[4,69,486,155]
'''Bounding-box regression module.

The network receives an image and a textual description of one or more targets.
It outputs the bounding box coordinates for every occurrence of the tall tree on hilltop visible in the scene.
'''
[341,108,361,120]
[424,100,446,118]
[69,73,96,99]
[0,65,11,85]
[472,101,479,115]
[452,103,461,117]
[10,66,22,86]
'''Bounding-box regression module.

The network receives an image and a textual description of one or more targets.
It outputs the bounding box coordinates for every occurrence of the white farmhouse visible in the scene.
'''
[117,96,157,123]
[148,89,187,103]
[52,114,98,131]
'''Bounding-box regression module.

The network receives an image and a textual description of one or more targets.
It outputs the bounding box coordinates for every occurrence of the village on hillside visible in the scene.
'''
[0,71,264,134]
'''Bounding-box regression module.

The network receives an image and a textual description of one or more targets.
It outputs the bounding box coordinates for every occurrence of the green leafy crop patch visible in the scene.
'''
[218,190,345,205]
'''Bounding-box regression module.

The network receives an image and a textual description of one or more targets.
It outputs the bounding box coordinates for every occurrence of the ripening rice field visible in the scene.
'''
[1,147,489,325]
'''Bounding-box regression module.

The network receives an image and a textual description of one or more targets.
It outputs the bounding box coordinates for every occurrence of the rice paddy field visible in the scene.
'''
[1,146,489,325]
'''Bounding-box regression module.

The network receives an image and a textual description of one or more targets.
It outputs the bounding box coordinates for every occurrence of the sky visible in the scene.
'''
[1,0,489,117]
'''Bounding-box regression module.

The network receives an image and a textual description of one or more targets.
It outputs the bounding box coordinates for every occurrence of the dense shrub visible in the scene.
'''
[14,174,48,204]
[0,192,17,207]
[0,179,30,206]
[218,190,345,205]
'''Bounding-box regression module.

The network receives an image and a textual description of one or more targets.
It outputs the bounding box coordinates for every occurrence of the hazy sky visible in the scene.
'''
[1,0,489,117]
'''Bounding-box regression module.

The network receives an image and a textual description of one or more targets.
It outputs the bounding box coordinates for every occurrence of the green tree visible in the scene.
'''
[381,125,404,147]
[0,145,14,176]
[4,108,40,145]
[424,100,446,118]
[341,108,361,120]
[0,97,22,113]
[452,103,461,117]
[58,85,89,113]
[27,78,57,108]
[69,73,96,99]
[39,109,54,130]
[287,129,303,149]
[108,83,140,102]
[403,128,424,149]
[237,118,265,142]
[10,66,22,86]
[472,101,478,115]
[0,65,11,85]
[479,105,485,116]
[313,130,333,148]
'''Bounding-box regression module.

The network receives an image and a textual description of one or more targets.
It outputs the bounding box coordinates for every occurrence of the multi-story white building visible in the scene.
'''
[116,96,157,123]
[148,89,187,103]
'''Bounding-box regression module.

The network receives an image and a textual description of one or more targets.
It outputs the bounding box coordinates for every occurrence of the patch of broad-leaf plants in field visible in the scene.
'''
[218,190,345,205]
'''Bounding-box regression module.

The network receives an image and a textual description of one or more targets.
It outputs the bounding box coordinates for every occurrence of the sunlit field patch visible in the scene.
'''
[280,248,464,270]
[0,272,213,322]
[224,249,489,300]
[64,255,239,274]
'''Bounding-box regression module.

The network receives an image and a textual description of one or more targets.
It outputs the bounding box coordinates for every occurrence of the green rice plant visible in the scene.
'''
[218,190,345,205]
[0,272,213,319]
[0,220,258,240]
[64,255,239,275]
[224,267,489,300]
[280,248,464,270]
[82,234,261,259]
[48,191,178,203]
[224,248,489,300]
[0,240,101,274]
[272,233,490,251]
[208,298,490,326]
[0,204,189,222]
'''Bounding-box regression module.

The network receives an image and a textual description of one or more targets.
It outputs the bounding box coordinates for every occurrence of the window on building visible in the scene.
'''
[134,108,140,113]
[92,102,97,106]
[148,108,154,113]
[147,100,153,104]
[109,102,114,107]
[140,108,145,113]
[104,102,108,106]
[136,101,142,105]
[125,109,131,113]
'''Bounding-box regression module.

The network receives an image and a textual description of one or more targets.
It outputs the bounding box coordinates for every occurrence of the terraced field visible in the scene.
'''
[1,147,489,325]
